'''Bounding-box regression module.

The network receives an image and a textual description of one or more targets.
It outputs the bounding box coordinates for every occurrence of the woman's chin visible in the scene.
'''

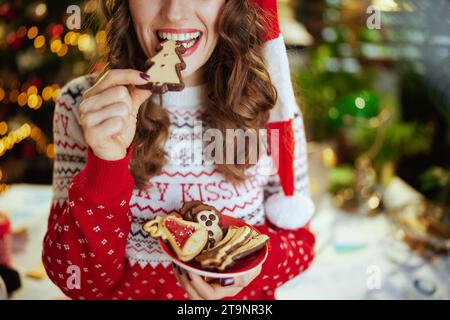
[181,67,203,86]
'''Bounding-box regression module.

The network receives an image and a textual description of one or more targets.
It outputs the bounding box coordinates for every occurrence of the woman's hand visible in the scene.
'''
[79,69,152,161]
[173,264,262,300]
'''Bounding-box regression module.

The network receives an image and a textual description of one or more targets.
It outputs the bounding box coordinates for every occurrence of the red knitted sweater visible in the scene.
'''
[42,75,315,300]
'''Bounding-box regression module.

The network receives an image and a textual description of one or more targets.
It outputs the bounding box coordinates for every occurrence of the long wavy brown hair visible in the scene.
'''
[99,0,277,190]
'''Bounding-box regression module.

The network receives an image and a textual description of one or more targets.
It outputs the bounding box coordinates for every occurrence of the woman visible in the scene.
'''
[43,0,315,300]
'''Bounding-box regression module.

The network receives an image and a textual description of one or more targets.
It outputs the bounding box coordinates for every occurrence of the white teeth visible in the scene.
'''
[181,39,196,48]
[157,31,201,42]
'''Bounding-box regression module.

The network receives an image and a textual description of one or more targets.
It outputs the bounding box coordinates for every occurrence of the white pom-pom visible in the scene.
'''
[265,192,315,230]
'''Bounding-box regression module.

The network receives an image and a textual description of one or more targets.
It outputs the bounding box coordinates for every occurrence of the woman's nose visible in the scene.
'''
[162,0,187,23]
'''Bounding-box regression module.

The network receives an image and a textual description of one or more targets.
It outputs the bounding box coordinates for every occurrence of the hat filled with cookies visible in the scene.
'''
[252,0,315,230]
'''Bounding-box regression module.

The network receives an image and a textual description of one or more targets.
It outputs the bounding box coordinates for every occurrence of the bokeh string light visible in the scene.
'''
[0,123,54,159]
[0,1,107,193]
[0,82,60,108]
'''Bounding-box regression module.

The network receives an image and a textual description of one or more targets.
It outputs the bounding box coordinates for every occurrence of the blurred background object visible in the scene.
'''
[0,0,449,299]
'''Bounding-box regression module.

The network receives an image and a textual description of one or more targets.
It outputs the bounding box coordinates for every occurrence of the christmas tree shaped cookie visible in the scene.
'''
[142,40,186,94]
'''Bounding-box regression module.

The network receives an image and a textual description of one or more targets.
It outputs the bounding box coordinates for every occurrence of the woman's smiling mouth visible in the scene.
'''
[156,28,203,57]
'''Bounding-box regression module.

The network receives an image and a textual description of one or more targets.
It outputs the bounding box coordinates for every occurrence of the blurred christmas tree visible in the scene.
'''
[0,0,104,190]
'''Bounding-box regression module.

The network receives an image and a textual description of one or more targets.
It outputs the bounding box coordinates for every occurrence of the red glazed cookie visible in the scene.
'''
[143,215,208,262]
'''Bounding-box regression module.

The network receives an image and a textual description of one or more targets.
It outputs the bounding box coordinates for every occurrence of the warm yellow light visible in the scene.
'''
[42,86,53,101]
[372,0,399,12]
[322,147,338,168]
[57,44,68,57]
[35,3,47,17]
[0,122,7,136]
[27,85,38,96]
[17,92,28,107]
[52,88,61,101]
[64,32,71,44]
[13,130,22,140]
[34,35,46,49]
[95,30,106,44]
[37,96,43,109]
[50,38,62,53]
[27,26,38,39]
[65,32,79,46]
[0,88,5,101]
[31,127,42,140]
[84,0,98,13]
[368,194,381,209]
[4,137,13,149]
[28,94,39,108]
[35,96,43,109]
[0,169,2,180]
[78,34,93,52]
[46,143,55,159]
[22,124,31,137]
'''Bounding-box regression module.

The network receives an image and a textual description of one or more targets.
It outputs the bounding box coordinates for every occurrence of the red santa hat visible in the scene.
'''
[251,0,315,230]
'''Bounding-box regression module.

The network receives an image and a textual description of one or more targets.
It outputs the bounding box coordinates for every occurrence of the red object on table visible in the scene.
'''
[0,212,12,266]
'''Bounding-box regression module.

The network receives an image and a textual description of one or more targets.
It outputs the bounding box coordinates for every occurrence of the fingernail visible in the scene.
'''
[220,277,235,286]
[139,72,150,81]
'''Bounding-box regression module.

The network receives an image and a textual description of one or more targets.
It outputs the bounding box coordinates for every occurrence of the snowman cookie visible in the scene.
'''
[180,202,224,248]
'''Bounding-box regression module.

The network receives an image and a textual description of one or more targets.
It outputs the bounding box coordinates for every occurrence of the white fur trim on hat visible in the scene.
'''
[265,192,315,230]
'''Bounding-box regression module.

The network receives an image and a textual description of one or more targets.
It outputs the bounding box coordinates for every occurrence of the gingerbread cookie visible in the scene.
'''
[195,226,253,269]
[143,215,208,262]
[141,40,186,94]
[216,232,269,271]
[195,226,269,271]
[180,202,224,248]
[180,201,204,221]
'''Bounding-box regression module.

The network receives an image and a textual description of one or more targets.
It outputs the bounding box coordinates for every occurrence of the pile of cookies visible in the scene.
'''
[143,201,269,271]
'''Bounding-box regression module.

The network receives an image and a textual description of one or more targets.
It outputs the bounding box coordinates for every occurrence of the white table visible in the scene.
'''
[277,179,450,300]
[1,183,448,300]
[0,184,63,299]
